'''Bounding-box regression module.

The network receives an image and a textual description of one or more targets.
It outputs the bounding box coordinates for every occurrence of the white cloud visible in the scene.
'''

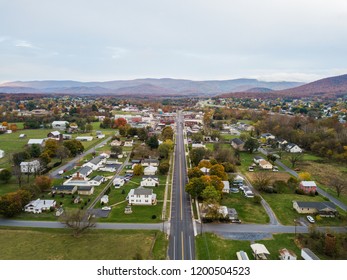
[15,40,37,49]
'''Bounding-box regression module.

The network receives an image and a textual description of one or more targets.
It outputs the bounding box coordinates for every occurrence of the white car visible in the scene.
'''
[102,206,111,211]
[306,215,315,223]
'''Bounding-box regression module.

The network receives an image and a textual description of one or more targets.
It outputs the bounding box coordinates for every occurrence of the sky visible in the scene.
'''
[1,0,347,83]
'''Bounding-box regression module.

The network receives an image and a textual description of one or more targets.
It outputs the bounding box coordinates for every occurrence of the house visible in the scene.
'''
[279,248,297,260]
[233,175,244,185]
[76,136,93,141]
[19,134,26,138]
[52,121,69,130]
[200,167,210,174]
[47,131,61,139]
[260,133,275,140]
[100,163,121,172]
[62,134,72,140]
[100,195,109,204]
[127,186,157,205]
[51,185,77,194]
[0,149,4,159]
[218,205,229,218]
[301,248,320,260]
[96,134,105,139]
[24,199,56,214]
[73,166,93,179]
[258,159,273,170]
[113,177,125,188]
[299,181,317,194]
[293,201,338,216]
[90,175,106,185]
[231,138,245,151]
[253,156,264,164]
[82,156,107,171]
[222,181,230,193]
[20,160,41,173]
[124,140,133,147]
[251,243,270,260]
[192,143,206,149]
[144,166,157,176]
[236,251,249,260]
[141,159,160,167]
[110,140,123,146]
[27,139,45,147]
[140,176,159,187]
[228,208,239,221]
[77,186,94,196]
[286,143,303,153]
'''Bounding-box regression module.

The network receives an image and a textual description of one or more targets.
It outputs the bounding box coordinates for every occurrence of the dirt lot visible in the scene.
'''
[245,171,292,184]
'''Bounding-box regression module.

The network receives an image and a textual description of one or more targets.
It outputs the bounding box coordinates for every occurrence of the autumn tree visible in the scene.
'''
[44,139,59,157]
[158,143,170,159]
[0,190,31,217]
[201,185,221,204]
[158,161,170,175]
[209,164,227,180]
[198,160,212,169]
[63,139,84,156]
[185,177,207,198]
[133,164,144,176]
[56,145,70,163]
[188,167,204,179]
[114,117,127,128]
[161,126,174,141]
[298,172,312,181]
[85,123,93,133]
[35,175,53,191]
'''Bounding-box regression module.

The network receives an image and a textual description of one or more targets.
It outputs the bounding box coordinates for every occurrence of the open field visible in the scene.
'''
[245,171,292,185]
[195,232,302,260]
[0,227,167,260]
[221,192,269,224]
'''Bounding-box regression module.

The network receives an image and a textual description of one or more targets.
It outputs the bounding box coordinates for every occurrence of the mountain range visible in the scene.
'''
[1,74,347,98]
[0,78,303,97]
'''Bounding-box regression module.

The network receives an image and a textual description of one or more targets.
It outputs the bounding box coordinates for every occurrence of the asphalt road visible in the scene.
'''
[168,111,195,260]
[49,136,112,178]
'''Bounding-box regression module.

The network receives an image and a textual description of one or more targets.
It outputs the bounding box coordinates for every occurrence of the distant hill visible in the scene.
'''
[0,78,303,97]
[219,74,347,99]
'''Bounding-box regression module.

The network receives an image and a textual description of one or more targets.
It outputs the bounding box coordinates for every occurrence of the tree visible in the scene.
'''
[222,162,236,172]
[146,135,159,149]
[287,153,303,168]
[201,185,221,204]
[59,209,96,237]
[12,166,23,187]
[328,176,346,197]
[56,145,70,163]
[0,169,12,183]
[34,175,53,191]
[185,177,207,198]
[209,164,227,180]
[137,128,149,141]
[161,126,174,141]
[85,123,93,133]
[114,117,127,128]
[191,132,203,143]
[252,172,271,192]
[158,162,170,175]
[101,117,112,129]
[39,152,51,167]
[190,148,207,166]
[28,144,41,158]
[214,148,235,164]
[158,143,170,159]
[198,160,212,169]
[63,139,84,156]
[44,139,59,157]
[188,167,204,179]
[0,190,31,217]
[12,151,31,166]
[267,154,278,164]
[133,164,143,176]
[298,172,312,181]
[201,175,224,193]
[111,146,123,155]
[244,138,259,153]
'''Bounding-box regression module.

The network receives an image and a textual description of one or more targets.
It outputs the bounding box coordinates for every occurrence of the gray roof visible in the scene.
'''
[134,186,153,196]
[89,156,104,165]
[142,159,159,164]
[92,175,104,182]
[302,248,320,260]
[78,186,94,191]
[52,185,76,191]
[295,201,337,211]
[231,138,244,145]
[79,166,93,176]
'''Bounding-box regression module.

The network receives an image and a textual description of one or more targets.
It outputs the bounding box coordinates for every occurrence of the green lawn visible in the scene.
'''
[195,232,302,260]
[261,192,347,226]
[0,227,167,260]
[221,192,269,224]
[238,151,263,173]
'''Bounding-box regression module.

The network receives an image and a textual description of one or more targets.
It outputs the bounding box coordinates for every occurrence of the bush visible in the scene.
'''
[151,215,157,219]
[295,188,305,195]
[253,195,262,204]
[53,162,61,168]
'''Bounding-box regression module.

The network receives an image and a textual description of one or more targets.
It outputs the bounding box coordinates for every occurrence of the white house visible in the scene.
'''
[113,177,125,188]
[82,156,107,171]
[222,181,230,193]
[144,166,157,176]
[76,136,93,142]
[0,149,4,159]
[72,166,93,179]
[100,195,109,204]
[200,167,210,174]
[127,186,157,205]
[27,139,46,147]
[24,199,56,214]
[140,177,159,187]
[141,159,160,167]
[251,243,270,260]
[20,160,41,173]
[286,143,303,153]
[192,143,206,149]
[124,140,133,147]
[259,159,273,170]
[52,121,69,130]
[63,175,105,187]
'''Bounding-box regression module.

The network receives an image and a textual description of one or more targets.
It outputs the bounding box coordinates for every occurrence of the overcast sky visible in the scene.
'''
[1,0,347,83]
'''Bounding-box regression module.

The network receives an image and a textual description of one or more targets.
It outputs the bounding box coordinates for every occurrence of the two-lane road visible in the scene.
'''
[168,111,195,260]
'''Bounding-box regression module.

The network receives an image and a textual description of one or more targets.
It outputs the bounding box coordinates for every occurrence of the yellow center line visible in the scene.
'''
[179,139,183,221]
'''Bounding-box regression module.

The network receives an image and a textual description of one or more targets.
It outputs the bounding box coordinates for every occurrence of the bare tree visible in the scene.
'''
[60,209,96,237]
[252,172,271,191]
[287,153,303,168]
[12,165,23,187]
[329,176,346,197]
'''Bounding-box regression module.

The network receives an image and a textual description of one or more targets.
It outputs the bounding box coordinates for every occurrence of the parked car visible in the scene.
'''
[58,170,64,175]
[102,206,111,211]
[306,215,315,223]
[248,166,254,172]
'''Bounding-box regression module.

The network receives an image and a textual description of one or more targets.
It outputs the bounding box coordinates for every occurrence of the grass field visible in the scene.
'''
[195,232,302,260]
[221,192,269,224]
[0,227,167,260]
